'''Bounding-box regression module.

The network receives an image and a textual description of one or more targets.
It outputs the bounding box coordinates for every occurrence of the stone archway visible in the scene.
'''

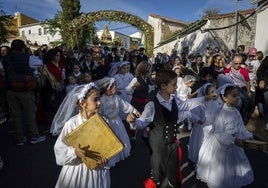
[68,10,154,54]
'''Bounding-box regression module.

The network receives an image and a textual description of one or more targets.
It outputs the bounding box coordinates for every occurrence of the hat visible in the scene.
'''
[248,47,257,56]
[172,65,181,71]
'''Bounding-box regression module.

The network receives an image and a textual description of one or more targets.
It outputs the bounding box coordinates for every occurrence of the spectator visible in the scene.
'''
[137,47,148,65]
[256,56,268,130]
[244,47,260,93]
[6,39,46,145]
[65,74,78,93]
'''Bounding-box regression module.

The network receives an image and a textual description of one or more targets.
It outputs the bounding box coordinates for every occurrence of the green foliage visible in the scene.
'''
[92,35,100,45]
[0,4,16,44]
[42,11,62,37]
[69,10,154,54]
[60,0,81,48]
[44,0,95,50]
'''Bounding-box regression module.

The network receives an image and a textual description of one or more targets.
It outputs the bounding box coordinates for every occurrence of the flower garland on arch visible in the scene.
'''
[68,10,154,54]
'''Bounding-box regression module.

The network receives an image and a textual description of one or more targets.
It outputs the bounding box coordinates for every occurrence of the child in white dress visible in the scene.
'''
[176,74,197,131]
[96,77,140,167]
[113,61,134,103]
[53,83,111,188]
[196,85,254,188]
[188,83,223,165]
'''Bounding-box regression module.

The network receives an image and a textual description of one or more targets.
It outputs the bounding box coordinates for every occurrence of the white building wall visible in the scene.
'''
[19,23,61,46]
[130,32,142,38]
[255,6,268,56]
[148,16,162,48]
[115,33,130,50]
[154,21,222,56]
[153,11,256,56]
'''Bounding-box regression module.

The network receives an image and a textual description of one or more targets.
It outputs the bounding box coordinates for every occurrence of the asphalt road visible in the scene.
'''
[0,122,268,188]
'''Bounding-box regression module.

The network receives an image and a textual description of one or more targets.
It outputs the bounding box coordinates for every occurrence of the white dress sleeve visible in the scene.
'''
[54,120,78,166]
[125,77,137,94]
[175,98,205,123]
[116,95,137,114]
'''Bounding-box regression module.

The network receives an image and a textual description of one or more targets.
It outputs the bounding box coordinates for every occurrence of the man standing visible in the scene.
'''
[6,39,46,146]
[224,54,251,123]
[224,54,250,94]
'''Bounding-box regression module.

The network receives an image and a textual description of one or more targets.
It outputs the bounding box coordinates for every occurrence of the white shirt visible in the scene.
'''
[133,92,204,129]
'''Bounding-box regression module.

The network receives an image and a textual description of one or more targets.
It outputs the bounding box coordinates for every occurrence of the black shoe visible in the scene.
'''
[17,136,27,146]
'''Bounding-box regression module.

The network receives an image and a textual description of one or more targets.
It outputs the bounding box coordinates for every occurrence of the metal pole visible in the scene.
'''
[234,0,238,50]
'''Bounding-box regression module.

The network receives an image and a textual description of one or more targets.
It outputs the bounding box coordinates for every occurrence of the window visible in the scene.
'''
[28,30,31,34]
[43,28,47,35]
[22,31,25,36]
[38,28,42,35]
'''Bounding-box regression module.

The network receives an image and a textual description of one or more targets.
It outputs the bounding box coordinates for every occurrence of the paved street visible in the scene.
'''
[0,121,268,188]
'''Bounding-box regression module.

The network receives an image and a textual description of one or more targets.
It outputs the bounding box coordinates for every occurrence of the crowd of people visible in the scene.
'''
[1,38,268,187]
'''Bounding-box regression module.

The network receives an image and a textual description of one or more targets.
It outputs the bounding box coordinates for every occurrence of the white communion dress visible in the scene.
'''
[54,113,111,188]
[100,94,137,166]
[196,104,254,188]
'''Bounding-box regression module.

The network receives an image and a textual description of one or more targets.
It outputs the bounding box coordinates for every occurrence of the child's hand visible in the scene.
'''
[75,144,87,160]
[97,157,108,167]
[133,82,140,88]
[135,111,141,118]
[126,113,136,123]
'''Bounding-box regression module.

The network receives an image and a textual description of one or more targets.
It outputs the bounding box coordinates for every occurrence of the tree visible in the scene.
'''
[0,3,16,44]
[42,11,63,47]
[44,0,95,50]
[60,0,95,50]
[43,11,62,37]
[203,7,221,18]
[60,0,81,47]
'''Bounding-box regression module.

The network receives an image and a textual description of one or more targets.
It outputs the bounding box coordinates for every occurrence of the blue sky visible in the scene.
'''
[3,0,255,35]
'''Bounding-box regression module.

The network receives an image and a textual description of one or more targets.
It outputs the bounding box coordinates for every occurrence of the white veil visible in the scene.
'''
[50,82,96,136]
